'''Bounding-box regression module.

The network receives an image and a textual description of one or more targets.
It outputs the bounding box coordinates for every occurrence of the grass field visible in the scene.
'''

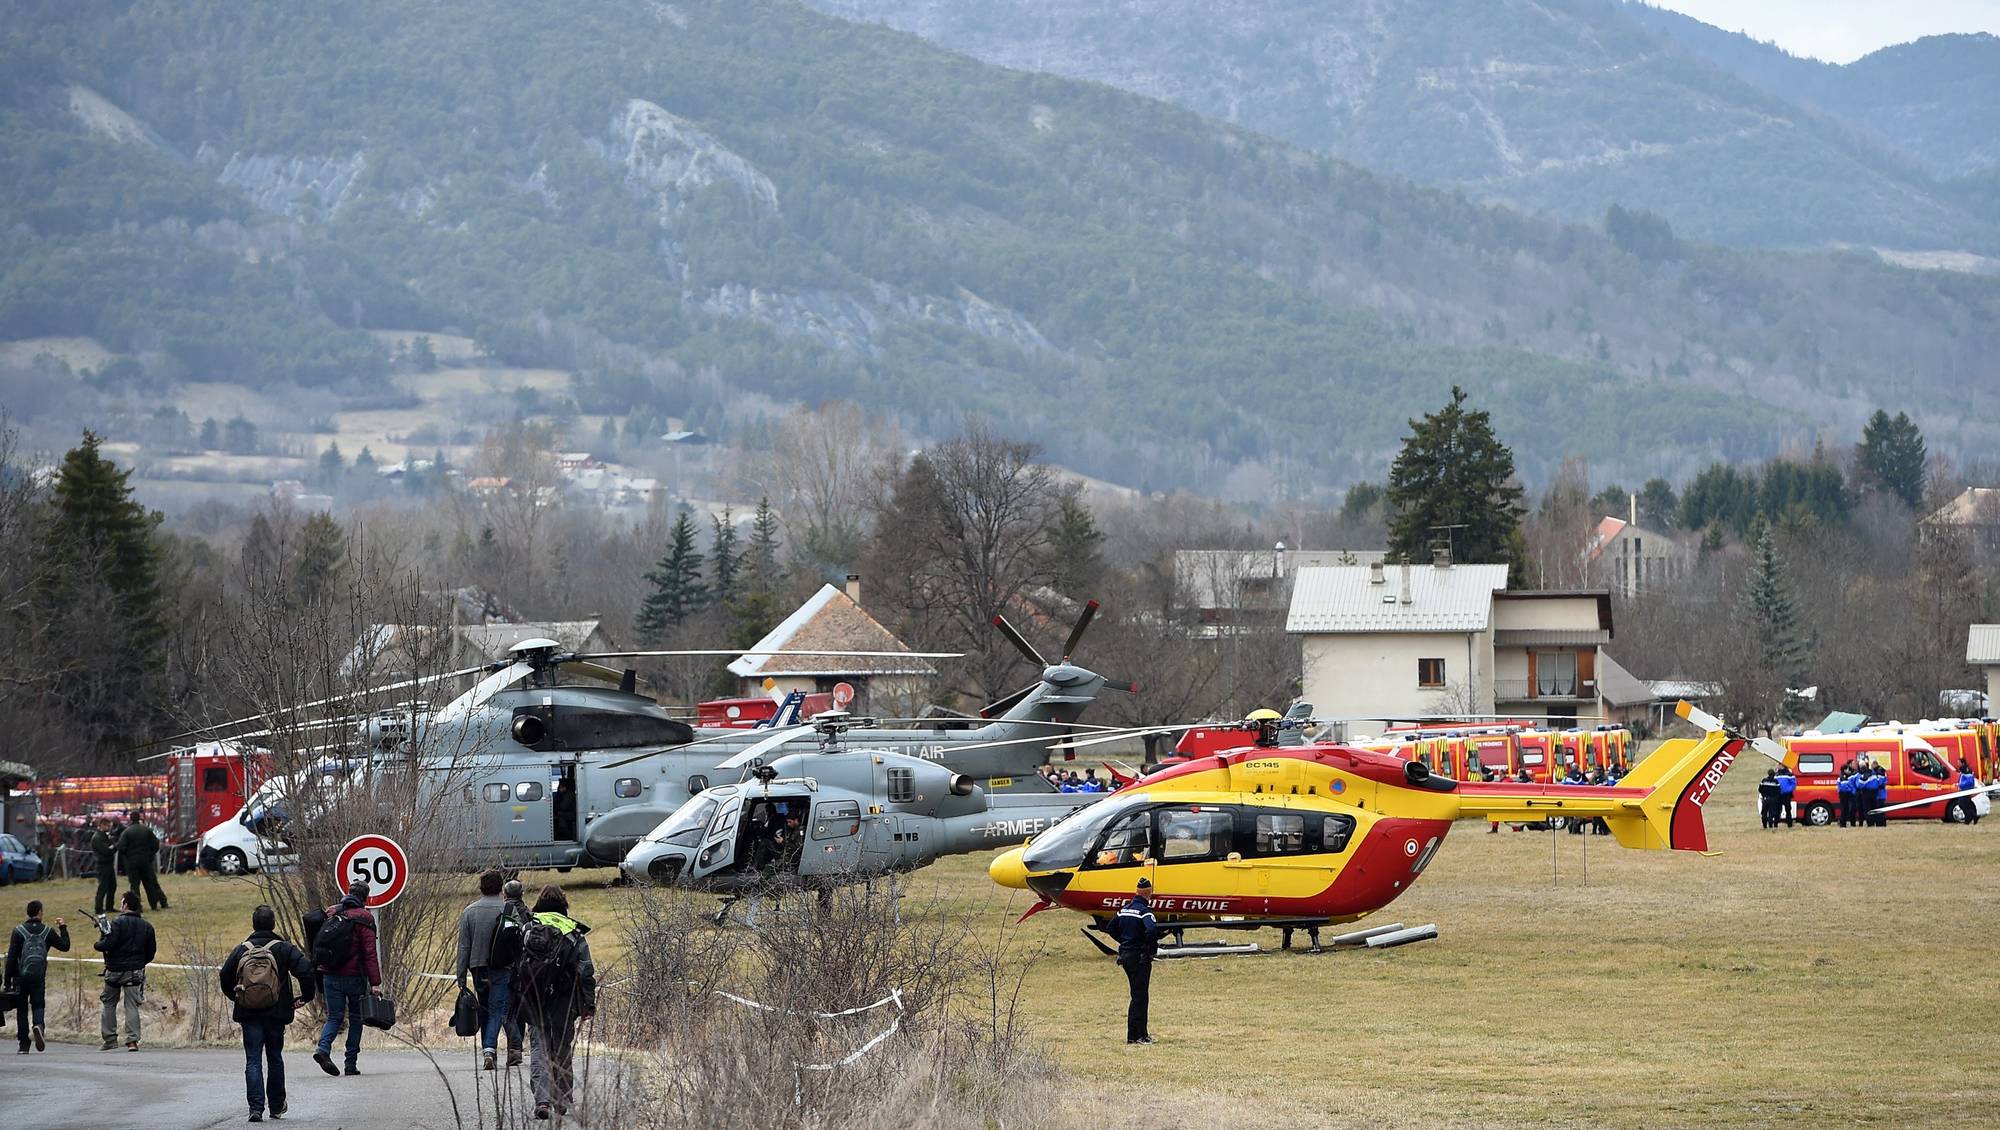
[16,763,1997,1127]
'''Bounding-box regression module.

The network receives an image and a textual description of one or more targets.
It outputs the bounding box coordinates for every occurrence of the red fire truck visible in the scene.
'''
[35,743,270,869]
[1779,730,1978,825]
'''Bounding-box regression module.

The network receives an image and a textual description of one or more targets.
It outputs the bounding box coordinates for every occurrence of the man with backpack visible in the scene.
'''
[219,904,316,1122]
[454,868,524,1071]
[312,880,381,1077]
[116,811,168,911]
[499,880,530,1066]
[512,885,596,1121]
[95,889,156,1050]
[6,899,71,1054]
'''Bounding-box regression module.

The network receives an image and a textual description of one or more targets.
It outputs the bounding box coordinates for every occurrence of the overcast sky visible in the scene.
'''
[1645,0,2000,63]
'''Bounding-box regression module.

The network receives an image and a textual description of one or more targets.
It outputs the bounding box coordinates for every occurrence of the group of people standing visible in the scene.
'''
[90,811,168,914]
[452,870,596,1122]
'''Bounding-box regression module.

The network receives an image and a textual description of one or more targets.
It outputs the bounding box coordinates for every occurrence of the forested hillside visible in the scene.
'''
[807,0,1997,252]
[3,0,1998,493]
[1625,8,2000,181]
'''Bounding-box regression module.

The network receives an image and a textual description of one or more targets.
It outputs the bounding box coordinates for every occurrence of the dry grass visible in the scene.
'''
[16,762,1997,1125]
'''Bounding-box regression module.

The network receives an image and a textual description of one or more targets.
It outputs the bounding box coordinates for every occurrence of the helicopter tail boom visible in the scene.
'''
[1455,726,1743,852]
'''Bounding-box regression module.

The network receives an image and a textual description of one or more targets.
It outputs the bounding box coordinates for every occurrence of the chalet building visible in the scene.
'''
[1585,514,1692,598]
[1924,488,2000,552]
[1970,625,2000,714]
[729,576,937,717]
[1286,554,1614,737]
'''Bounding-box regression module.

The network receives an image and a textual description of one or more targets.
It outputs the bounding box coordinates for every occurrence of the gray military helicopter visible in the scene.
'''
[162,602,1133,873]
[619,743,1100,902]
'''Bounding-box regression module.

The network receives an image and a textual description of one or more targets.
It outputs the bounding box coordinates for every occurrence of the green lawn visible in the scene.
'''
[13,763,1996,1127]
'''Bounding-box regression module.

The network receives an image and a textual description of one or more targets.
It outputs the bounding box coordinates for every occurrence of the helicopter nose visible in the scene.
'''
[988,846,1031,890]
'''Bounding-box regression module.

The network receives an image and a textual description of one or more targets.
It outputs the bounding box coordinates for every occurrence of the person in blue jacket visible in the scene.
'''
[1951,761,1980,825]
[1774,766,1797,827]
[1866,768,1890,827]
[1836,768,1858,828]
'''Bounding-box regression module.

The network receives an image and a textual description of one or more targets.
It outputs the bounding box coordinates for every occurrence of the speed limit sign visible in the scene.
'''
[334,834,410,909]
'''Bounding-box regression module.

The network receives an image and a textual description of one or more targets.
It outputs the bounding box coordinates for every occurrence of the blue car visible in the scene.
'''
[0,833,44,883]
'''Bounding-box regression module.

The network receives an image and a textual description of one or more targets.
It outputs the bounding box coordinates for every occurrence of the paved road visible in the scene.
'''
[0,1041,507,1127]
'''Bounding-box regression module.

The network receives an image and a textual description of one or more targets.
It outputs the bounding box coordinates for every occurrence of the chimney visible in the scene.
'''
[1399,562,1412,605]
[844,573,862,606]
[1432,545,1451,568]
[1629,491,1638,528]
[1369,561,1386,585]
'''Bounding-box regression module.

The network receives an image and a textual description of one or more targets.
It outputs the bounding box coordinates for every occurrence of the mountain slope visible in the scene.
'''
[805,0,1995,252]
[4,0,1999,494]
[1624,8,2000,181]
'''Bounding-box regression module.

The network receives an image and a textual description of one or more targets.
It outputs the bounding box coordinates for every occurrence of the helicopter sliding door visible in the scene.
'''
[802,799,863,878]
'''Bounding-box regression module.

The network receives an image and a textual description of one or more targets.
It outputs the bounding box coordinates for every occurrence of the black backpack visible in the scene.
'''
[487,907,524,971]
[513,919,577,1017]
[313,908,359,970]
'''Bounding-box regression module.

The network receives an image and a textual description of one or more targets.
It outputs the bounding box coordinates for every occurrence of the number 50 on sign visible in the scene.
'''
[334,834,410,909]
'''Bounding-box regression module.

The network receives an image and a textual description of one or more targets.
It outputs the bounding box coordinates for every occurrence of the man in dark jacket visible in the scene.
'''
[313,880,381,1077]
[1757,770,1781,828]
[115,812,168,911]
[7,899,71,1053]
[95,890,156,1050]
[454,869,513,1071]
[90,817,120,915]
[1109,876,1160,1045]
[219,904,316,1122]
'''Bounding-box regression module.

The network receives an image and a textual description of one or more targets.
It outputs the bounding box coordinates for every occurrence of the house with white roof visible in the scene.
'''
[1287,554,1614,736]
[729,577,938,717]
[1969,625,2000,714]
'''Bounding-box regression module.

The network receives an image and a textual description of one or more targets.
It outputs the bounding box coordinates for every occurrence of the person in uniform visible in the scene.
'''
[1836,768,1857,828]
[1757,770,1781,828]
[1109,877,1160,1045]
[1774,765,1797,827]
[90,817,120,915]
[1953,761,1980,825]
[1867,767,1890,827]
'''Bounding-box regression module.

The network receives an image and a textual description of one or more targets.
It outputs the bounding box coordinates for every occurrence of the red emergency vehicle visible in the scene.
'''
[35,743,270,867]
[1780,731,1973,824]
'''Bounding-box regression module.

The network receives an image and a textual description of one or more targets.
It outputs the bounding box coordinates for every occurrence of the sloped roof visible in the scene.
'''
[1927,488,2000,526]
[1286,563,1509,634]
[1969,624,2000,666]
[1174,548,1387,610]
[457,621,609,662]
[729,585,937,678]
[1594,652,1655,708]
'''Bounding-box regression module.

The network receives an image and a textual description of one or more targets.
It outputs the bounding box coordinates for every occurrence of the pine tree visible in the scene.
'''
[710,508,741,613]
[1637,478,1678,530]
[317,441,345,488]
[1045,490,1105,598]
[1385,386,1525,573]
[294,512,347,607]
[636,510,709,644]
[1855,409,1927,509]
[727,498,785,648]
[1738,519,1808,717]
[199,417,221,450]
[35,431,167,741]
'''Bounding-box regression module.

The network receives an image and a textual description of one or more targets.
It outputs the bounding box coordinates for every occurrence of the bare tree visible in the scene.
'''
[750,402,899,570]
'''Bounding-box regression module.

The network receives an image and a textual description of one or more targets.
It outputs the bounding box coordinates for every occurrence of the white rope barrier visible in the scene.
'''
[713,987,907,1076]
[712,987,902,1019]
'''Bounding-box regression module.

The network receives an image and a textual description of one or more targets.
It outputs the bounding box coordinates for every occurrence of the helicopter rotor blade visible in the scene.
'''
[435,660,534,723]
[1060,600,1099,662]
[574,648,963,661]
[990,614,1048,669]
[598,723,818,771]
[1051,724,1205,751]
[140,664,489,750]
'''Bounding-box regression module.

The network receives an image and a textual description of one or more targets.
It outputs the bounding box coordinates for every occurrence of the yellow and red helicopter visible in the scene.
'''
[989,702,1764,953]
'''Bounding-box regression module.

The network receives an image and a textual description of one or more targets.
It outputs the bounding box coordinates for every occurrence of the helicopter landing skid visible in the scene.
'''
[1081,919,1437,959]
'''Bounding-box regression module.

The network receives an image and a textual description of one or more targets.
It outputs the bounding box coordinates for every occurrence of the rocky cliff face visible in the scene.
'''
[214,150,368,222]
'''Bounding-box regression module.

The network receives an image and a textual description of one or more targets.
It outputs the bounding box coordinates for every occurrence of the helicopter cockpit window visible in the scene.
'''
[1021,795,1146,873]
[1250,812,1306,856]
[515,781,544,802]
[482,784,509,803]
[1316,814,1356,854]
[1089,809,1154,868]
[1155,806,1232,862]
[650,796,718,847]
[813,800,861,839]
